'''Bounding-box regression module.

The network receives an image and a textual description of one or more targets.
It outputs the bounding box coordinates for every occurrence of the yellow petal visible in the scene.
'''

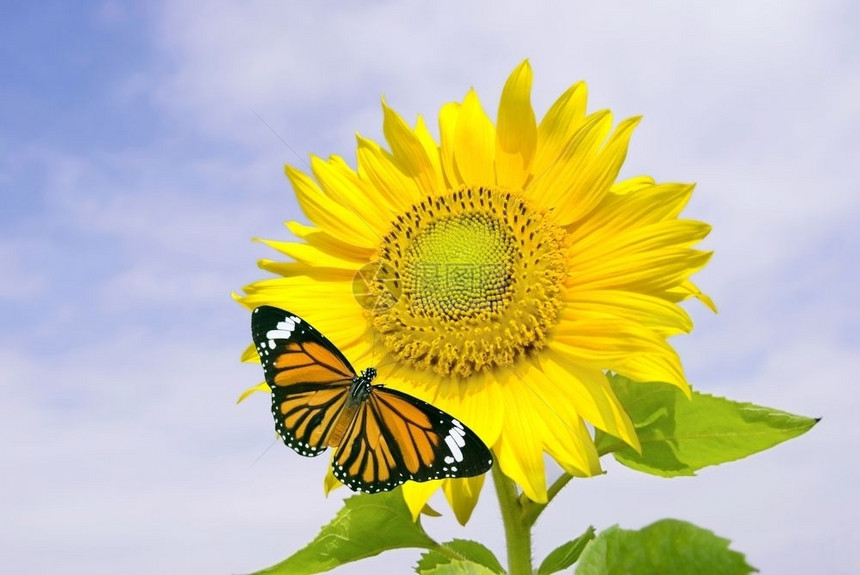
[528,111,612,209]
[442,474,486,525]
[285,164,380,249]
[240,274,352,293]
[240,341,260,363]
[539,410,602,477]
[401,480,442,521]
[382,100,445,197]
[323,460,343,496]
[565,248,712,294]
[532,81,588,182]
[512,359,603,475]
[311,155,393,230]
[567,183,695,246]
[495,60,536,190]
[611,175,655,195]
[420,502,442,517]
[414,114,445,191]
[539,351,639,451]
[549,318,690,395]
[356,135,424,211]
[667,280,718,312]
[494,371,547,502]
[552,116,642,226]
[285,221,375,261]
[236,381,269,404]
[254,238,364,269]
[236,279,371,351]
[254,261,354,282]
[453,89,496,187]
[254,263,354,283]
[327,154,401,217]
[438,102,462,188]
[561,288,694,337]
[569,220,713,275]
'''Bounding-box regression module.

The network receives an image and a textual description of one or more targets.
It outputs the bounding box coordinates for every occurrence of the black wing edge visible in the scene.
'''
[374,386,494,479]
[268,387,332,458]
[250,305,358,381]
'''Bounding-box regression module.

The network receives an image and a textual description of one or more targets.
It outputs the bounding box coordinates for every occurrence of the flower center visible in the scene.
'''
[371,187,566,377]
[407,212,513,320]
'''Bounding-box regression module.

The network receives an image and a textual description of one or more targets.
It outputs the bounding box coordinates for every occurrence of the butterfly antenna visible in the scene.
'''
[248,436,280,469]
[252,110,310,170]
[253,110,381,242]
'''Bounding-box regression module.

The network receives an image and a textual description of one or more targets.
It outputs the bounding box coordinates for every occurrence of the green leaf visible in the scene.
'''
[252,488,437,574]
[537,526,595,574]
[595,375,818,477]
[574,519,757,575]
[417,540,505,574]
[420,560,501,575]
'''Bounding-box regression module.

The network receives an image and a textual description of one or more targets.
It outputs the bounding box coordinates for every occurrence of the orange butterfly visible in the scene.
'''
[252,306,493,493]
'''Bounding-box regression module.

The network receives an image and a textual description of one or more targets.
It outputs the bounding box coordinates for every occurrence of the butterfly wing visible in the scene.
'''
[331,386,494,493]
[251,306,358,457]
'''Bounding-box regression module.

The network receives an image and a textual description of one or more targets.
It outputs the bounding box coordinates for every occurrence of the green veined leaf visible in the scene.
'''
[536,526,595,574]
[575,519,757,575]
[251,488,437,574]
[417,539,504,574]
[595,375,818,476]
[420,559,502,575]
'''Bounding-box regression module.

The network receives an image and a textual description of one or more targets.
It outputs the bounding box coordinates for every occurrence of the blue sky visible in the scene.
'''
[2,1,858,573]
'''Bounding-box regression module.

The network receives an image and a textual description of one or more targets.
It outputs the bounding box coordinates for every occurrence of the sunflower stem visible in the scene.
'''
[492,465,533,575]
[520,472,573,527]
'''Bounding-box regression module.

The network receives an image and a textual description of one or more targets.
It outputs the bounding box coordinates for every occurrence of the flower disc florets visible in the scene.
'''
[370,187,566,377]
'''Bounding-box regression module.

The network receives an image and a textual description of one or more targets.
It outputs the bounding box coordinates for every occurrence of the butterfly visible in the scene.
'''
[251,305,494,493]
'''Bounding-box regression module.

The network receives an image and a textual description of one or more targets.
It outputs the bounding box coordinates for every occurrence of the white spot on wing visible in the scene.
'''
[445,435,464,463]
[449,425,466,448]
[266,317,297,343]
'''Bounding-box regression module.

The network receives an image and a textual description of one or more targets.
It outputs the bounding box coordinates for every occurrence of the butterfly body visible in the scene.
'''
[325,368,374,448]
[251,306,493,493]
[347,367,376,404]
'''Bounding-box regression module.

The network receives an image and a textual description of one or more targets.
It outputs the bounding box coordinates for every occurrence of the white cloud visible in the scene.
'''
[8,144,303,319]
[0,330,357,573]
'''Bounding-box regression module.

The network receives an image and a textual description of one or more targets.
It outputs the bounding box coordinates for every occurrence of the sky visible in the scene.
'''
[1,0,858,573]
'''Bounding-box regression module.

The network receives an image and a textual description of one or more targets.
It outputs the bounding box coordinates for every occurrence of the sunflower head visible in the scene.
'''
[238,60,713,522]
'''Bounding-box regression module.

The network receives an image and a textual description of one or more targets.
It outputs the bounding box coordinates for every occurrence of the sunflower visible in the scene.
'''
[237,60,713,524]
